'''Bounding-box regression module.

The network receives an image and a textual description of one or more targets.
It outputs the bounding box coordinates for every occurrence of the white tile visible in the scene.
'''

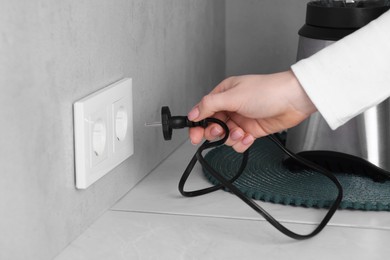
[113,141,390,230]
[56,210,390,260]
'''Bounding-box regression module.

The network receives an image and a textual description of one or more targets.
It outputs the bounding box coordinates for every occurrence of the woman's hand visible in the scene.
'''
[188,70,316,152]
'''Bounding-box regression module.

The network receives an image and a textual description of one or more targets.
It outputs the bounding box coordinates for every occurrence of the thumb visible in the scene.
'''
[188,91,237,121]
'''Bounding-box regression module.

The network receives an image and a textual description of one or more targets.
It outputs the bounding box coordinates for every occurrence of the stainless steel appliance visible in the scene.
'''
[286,0,390,179]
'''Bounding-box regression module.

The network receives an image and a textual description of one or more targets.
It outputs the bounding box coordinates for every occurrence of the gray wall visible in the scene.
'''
[1,0,310,258]
[226,0,307,76]
[0,1,225,259]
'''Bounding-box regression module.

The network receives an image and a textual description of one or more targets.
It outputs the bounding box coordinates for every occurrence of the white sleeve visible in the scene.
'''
[291,10,390,130]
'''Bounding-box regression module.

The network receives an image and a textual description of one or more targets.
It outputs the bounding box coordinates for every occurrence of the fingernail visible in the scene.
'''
[211,126,222,137]
[188,107,200,121]
[242,135,254,145]
[231,131,243,141]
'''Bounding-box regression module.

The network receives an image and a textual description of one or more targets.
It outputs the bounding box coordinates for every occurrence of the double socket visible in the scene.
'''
[74,78,133,189]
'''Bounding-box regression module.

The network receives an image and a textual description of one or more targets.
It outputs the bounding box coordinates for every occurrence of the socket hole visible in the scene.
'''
[115,106,128,141]
[92,119,107,156]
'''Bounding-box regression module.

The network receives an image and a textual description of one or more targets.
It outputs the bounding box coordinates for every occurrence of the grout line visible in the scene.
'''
[109,208,390,232]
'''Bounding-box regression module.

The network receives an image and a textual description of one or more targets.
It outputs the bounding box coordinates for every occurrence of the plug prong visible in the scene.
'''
[144,122,162,127]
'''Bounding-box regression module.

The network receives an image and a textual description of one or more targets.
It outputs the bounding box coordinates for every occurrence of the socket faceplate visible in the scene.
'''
[74,78,133,189]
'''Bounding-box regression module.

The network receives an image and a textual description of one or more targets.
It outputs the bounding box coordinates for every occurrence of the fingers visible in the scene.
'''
[203,112,228,140]
[232,134,255,153]
[203,92,238,120]
[188,112,227,145]
[187,76,254,152]
[228,113,268,138]
[188,79,239,122]
[188,127,204,145]
[224,119,255,153]
[189,115,255,153]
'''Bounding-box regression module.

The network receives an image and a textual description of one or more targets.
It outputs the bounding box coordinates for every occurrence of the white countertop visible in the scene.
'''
[56,141,390,260]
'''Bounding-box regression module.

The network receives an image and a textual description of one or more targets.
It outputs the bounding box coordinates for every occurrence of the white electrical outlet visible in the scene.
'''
[90,107,110,167]
[113,96,132,153]
[74,78,133,189]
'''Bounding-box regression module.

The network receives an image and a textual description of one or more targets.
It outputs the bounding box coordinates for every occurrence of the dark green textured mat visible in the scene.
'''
[203,137,390,211]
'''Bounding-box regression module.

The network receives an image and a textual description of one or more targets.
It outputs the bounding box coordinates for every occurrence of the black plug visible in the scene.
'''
[161,106,208,140]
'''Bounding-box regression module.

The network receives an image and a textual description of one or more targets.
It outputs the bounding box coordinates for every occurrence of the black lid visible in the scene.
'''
[299,0,390,40]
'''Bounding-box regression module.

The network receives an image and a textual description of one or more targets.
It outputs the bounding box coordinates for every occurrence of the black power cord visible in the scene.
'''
[160,106,343,240]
